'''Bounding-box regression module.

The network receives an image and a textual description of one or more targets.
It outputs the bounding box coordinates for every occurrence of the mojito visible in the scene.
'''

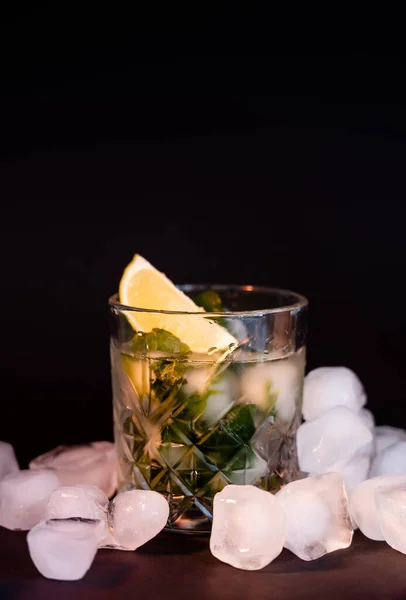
[109,255,307,532]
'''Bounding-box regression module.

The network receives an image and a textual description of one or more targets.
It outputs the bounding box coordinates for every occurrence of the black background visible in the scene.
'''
[0,6,405,468]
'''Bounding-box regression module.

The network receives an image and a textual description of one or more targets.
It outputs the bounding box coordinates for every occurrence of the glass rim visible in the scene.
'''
[108,284,308,317]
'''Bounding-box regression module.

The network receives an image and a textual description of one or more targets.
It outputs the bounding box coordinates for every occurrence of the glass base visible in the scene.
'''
[164,525,211,536]
[165,506,212,534]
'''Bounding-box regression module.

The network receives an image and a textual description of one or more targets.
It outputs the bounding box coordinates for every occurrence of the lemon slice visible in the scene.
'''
[118,254,238,353]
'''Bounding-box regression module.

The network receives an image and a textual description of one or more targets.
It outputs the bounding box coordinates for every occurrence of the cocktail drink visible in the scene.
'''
[109,256,307,533]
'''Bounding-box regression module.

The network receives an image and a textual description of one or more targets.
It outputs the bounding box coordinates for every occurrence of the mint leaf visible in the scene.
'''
[198,427,243,468]
[224,404,256,442]
[193,290,224,312]
[132,328,191,355]
[130,329,192,405]
[150,359,187,405]
[178,392,207,421]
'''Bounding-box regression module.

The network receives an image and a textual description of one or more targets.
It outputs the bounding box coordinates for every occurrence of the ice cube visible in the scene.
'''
[356,410,376,458]
[276,472,353,560]
[375,483,406,554]
[181,366,211,396]
[314,452,371,497]
[0,469,60,530]
[210,484,286,571]
[240,357,302,426]
[0,441,19,481]
[370,441,406,478]
[107,490,169,550]
[27,518,100,580]
[29,441,117,498]
[98,528,131,551]
[44,485,108,522]
[359,408,375,431]
[349,474,406,540]
[375,426,406,455]
[197,372,236,426]
[297,406,373,474]
[303,367,366,421]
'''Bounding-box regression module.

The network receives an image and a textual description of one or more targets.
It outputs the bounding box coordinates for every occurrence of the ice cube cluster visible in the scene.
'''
[27,487,169,580]
[210,366,406,571]
[298,366,406,556]
[299,366,406,493]
[3,364,406,577]
[0,441,169,580]
[210,473,354,570]
[298,367,374,495]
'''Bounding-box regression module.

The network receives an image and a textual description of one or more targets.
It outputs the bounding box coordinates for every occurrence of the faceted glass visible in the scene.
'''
[109,285,307,533]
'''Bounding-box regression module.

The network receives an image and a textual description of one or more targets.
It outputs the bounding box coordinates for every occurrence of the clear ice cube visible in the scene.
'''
[0,469,60,530]
[29,441,117,498]
[370,440,406,478]
[276,472,353,561]
[106,490,169,550]
[0,441,19,481]
[27,518,100,580]
[209,484,286,571]
[349,474,406,540]
[302,367,366,421]
[297,406,373,474]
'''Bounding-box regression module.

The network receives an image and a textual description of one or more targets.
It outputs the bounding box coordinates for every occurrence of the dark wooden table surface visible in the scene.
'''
[1,527,406,600]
